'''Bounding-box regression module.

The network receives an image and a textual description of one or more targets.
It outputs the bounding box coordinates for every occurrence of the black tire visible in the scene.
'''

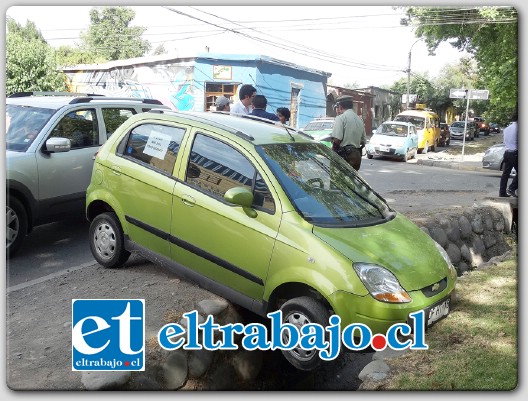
[89,212,130,268]
[6,196,28,258]
[279,296,331,371]
[367,154,373,159]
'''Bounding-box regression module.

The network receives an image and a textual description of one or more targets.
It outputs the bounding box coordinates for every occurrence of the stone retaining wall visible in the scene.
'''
[407,201,514,276]
[81,202,515,390]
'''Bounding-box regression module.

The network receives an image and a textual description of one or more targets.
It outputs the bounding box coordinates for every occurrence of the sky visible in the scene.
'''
[4,4,478,89]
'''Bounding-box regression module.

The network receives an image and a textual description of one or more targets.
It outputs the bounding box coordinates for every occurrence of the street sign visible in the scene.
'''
[450,88,489,100]
[450,88,468,99]
[469,89,489,100]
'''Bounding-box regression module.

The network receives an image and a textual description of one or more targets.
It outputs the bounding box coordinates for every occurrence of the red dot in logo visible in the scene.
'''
[125,361,130,366]
[371,334,387,351]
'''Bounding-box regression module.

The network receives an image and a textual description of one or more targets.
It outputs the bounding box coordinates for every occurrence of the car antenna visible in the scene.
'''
[282,125,296,142]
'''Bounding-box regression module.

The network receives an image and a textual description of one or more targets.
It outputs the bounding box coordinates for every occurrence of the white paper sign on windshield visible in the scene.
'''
[143,132,171,159]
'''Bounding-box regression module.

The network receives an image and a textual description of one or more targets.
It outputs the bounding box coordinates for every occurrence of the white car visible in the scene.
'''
[367,121,418,162]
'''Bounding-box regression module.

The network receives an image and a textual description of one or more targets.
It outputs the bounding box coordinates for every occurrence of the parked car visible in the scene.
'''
[489,122,501,134]
[439,122,451,146]
[301,117,334,147]
[366,121,418,161]
[482,143,516,176]
[473,117,490,136]
[6,92,170,257]
[449,121,474,141]
[86,110,457,370]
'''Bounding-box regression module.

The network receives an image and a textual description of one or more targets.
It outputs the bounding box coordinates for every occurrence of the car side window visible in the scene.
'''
[185,133,276,212]
[122,123,185,175]
[49,109,99,148]
[102,108,136,138]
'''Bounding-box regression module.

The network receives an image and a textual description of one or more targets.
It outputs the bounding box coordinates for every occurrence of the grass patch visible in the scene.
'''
[379,250,518,390]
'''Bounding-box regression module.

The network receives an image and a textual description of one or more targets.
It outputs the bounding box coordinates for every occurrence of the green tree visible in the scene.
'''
[403,6,518,123]
[81,6,151,61]
[55,45,106,67]
[6,17,66,95]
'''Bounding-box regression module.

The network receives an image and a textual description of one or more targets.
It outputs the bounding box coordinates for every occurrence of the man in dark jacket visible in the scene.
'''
[250,95,279,122]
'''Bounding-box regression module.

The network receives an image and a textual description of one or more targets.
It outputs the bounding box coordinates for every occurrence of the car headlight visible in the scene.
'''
[434,241,457,280]
[353,263,411,303]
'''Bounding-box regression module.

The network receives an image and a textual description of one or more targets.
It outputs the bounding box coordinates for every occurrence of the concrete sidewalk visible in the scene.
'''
[412,151,490,172]
[416,158,486,172]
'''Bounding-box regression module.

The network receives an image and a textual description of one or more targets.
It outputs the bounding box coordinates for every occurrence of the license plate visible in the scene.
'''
[425,297,451,328]
[379,146,390,152]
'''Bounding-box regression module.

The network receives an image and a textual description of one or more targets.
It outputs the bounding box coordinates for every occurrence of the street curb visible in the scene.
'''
[416,159,486,172]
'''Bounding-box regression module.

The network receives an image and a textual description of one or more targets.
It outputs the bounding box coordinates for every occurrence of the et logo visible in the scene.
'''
[72,299,145,371]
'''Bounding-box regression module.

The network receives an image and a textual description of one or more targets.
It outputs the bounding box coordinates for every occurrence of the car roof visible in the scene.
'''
[140,110,315,146]
[381,120,414,127]
[6,92,165,110]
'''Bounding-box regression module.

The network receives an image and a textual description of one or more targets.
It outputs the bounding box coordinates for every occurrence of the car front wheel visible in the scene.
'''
[6,196,28,258]
[279,296,331,371]
[89,212,131,268]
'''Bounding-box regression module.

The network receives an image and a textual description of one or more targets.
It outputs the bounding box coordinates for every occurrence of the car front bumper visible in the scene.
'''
[328,277,456,334]
[367,145,407,158]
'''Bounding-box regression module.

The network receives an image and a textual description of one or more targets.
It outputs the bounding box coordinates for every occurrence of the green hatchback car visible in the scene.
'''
[86,110,457,370]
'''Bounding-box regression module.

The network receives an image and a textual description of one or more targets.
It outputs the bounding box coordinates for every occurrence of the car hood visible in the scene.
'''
[312,214,448,291]
[369,134,406,146]
[450,126,465,132]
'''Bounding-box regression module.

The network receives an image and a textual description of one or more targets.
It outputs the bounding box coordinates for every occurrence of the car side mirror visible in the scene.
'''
[224,187,257,218]
[44,137,71,153]
[187,164,201,179]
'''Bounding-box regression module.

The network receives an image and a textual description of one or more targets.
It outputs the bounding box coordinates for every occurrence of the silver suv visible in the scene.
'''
[6,92,169,257]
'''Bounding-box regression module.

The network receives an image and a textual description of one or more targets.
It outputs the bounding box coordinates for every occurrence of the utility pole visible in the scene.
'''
[406,39,421,110]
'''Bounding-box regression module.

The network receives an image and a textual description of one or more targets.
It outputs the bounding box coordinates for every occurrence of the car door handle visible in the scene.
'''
[111,165,121,175]
[181,194,196,207]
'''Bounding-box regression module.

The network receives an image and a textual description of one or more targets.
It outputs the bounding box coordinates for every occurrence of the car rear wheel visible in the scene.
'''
[279,296,331,371]
[6,196,28,258]
[89,212,130,268]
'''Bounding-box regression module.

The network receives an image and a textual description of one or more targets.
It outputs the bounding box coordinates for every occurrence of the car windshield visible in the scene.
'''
[379,123,408,137]
[451,121,465,128]
[257,142,392,227]
[6,104,55,152]
[394,115,425,130]
[304,121,334,131]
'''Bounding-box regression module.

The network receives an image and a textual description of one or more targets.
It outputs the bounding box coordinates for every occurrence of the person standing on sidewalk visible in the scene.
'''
[330,95,366,171]
[499,108,518,197]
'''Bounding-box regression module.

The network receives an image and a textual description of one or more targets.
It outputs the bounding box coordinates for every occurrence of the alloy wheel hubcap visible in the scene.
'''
[6,206,19,247]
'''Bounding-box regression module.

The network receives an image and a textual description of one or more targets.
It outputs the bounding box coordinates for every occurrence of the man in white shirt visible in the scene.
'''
[499,108,518,197]
[231,84,256,115]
